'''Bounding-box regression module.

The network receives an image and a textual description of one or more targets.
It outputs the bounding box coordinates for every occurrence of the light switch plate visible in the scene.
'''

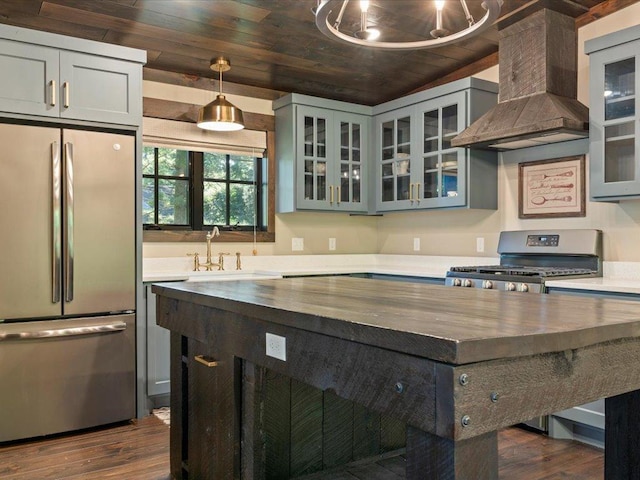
[329,238,336,251]
[413,237,421,251]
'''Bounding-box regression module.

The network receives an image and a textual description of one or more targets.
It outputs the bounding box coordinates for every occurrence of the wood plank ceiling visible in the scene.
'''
[0,0,637,105]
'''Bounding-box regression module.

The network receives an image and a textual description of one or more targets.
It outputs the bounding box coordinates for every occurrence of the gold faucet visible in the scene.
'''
[187,227,222,271]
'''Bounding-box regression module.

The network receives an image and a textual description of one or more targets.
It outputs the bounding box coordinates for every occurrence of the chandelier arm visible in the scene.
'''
[460,0,475,26]
[334,0,349,29]
[315,0,502,50]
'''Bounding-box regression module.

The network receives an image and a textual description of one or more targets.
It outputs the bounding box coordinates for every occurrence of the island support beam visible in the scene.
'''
[407,427,498,479]
[605,390,640,479]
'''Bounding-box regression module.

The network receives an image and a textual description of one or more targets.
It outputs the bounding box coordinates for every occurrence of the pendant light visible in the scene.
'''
[197,57,245,131]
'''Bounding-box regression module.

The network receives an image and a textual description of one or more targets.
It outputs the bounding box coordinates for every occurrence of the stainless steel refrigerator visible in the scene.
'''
[0,123,136,442]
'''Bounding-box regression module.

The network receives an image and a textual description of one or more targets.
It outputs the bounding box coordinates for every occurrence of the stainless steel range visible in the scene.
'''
[445,229,602,294]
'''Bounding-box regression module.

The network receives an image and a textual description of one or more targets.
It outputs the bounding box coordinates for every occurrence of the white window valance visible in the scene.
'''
[143,117,266,156]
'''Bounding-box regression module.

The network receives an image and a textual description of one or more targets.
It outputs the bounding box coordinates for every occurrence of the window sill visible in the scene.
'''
[143,230,275,243]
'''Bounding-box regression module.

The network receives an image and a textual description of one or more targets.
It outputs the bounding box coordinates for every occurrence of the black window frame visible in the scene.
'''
[143,146,266,233]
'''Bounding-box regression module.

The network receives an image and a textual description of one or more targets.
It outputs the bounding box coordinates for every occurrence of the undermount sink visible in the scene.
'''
[185,270,281,282]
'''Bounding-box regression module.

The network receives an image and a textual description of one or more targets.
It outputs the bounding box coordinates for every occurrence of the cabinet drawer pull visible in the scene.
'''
[409,183,414,202]
[415,182,421,203]
[194,355,219,368]
[63,81,70,108]
[329,185,334,204]
[50,80,56,107]
[336,185,341,204]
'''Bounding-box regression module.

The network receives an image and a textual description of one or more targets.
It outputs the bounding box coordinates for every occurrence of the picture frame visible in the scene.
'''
[518,155,586,219]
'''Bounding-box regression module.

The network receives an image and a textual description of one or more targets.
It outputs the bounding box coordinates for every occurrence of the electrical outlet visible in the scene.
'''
[329,237,336,251]
[477,237,485,253]
[266,333,286,361]
[292,237,304,251]
[413,237,421,251]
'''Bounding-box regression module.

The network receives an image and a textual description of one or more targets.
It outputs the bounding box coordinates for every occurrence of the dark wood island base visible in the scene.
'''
[153,276,640,479]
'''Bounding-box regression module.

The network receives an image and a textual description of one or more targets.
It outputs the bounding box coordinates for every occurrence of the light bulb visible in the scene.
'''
[360,0,370,12]
[435,0,445,11]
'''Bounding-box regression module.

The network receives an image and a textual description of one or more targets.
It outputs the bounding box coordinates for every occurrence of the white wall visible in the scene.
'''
[144,3,640,261]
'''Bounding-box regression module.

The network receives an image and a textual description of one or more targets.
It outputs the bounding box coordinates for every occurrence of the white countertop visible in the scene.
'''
[144,255,640,296]
[143,254,495,282]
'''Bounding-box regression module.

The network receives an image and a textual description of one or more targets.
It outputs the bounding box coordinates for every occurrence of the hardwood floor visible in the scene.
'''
[0,417,604,479]
[0,416,170,480]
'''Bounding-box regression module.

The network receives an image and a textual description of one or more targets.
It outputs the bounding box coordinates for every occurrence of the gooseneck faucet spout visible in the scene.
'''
[187,227,222,271]
[205,227,220,266]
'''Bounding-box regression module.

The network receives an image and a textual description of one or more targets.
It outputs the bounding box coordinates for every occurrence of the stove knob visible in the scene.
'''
[506,282,516,291]
[453,278,462,287]
[518,283,529,293]
[482,280,493,289]
[463,279,474,288]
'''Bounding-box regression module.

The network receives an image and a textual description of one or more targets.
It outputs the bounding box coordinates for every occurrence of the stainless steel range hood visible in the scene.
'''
[452,8,589,150]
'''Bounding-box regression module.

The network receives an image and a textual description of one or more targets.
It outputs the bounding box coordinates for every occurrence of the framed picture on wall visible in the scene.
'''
[518,155,586,219]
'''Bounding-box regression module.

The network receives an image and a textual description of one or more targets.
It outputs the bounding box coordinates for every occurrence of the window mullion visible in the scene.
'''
[226,154,231,226]
[154,148,159,225]
[192,152,204,231]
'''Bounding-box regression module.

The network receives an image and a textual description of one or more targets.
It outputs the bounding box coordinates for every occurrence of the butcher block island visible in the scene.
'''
[153,276,640,479]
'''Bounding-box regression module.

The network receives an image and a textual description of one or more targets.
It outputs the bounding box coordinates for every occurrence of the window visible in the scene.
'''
[143,146,268,232]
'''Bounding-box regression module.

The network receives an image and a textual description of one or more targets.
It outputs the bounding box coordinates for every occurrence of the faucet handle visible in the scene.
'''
[187,252,200,271]
[217,252,231,270]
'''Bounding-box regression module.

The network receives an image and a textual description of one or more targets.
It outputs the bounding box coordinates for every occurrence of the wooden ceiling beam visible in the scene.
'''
[142,97,275,132]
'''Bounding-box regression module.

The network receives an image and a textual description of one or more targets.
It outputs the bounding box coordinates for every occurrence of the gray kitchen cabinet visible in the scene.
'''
[586,24,640,201]
[373,78,498,212]
[0,24,144,126]
[275,94,371,213]
[146,285,171,399]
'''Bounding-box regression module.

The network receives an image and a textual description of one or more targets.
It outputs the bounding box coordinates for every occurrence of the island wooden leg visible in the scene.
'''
[605,390,640,479]
[406,426,498,479]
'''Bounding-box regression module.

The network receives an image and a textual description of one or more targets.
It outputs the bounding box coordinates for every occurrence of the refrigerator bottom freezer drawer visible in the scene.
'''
[0,313,135,442]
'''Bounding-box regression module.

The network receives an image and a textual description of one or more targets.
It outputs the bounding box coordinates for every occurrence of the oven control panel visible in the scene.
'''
[526,234,559,247]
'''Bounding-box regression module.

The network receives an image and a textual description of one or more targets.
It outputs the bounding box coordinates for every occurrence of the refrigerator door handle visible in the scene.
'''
[0,321,127,341]
[52,142,62,304]
[64,142,74,303]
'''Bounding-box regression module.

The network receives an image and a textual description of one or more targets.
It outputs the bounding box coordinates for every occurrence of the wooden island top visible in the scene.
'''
[153,276,640,364]
[153,276,640,479]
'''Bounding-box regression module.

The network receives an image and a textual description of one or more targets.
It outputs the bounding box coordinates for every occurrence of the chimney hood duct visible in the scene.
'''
[452,8,589,151]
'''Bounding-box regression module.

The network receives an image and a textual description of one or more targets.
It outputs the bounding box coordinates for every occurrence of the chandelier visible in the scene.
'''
[315,0,503,50]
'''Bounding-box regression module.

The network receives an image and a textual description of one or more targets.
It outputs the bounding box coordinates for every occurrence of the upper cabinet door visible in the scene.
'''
[296,106,333,210]
[334,111,368,211]
[417,91,467,209]
[375,105,416,211]
[59,51,142,125]
[0,39,60,118]
[589,40,640,200]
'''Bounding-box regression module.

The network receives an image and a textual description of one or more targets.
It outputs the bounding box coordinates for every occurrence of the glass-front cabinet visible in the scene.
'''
[274,95,369,213]
[374,80,496,212]
[586,25,640,200]
[378,106,413,207]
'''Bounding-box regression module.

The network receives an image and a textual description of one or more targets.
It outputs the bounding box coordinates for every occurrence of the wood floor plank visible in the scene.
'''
[0,415,604,480]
